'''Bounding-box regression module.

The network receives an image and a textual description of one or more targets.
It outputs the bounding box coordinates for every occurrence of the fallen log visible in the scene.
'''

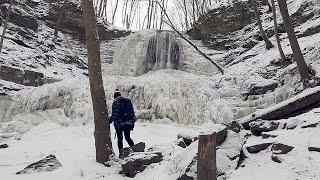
[240,86,320,129]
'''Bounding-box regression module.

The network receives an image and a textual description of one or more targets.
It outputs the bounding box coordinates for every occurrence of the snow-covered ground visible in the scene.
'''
[0,120,218,180]
[1,107,319,180]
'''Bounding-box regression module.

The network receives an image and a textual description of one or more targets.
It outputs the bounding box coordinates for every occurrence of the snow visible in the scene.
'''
[1,0,320,179]
[0,119,224,180]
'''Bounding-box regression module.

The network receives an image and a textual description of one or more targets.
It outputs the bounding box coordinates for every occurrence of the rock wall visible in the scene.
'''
[187,0,254,43]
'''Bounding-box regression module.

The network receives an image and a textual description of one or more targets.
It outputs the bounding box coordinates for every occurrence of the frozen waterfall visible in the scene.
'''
[110,29,218,76]
[143,31,180,73]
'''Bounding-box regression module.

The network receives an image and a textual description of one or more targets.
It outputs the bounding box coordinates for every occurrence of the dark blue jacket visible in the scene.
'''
[109,97,136,130]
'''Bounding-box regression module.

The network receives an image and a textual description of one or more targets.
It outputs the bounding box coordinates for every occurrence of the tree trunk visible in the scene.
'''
[271,0,286,61]
[53,0,68,40]
[183,0,189,29]
[82,0,113,164]
[197,133,217,180]
[0,0,13,53]
[252,0,274,50]
[277,0,311,86]
[112,0,119,24]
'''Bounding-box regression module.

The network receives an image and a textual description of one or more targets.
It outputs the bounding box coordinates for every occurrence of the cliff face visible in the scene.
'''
[187,0,254,43]
[0,0,130,92]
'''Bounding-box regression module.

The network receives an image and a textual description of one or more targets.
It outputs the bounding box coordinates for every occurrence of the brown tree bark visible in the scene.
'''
[277,0,311,86]
[252,0,274,50]
[0,0,13,53]
[53,0,68,40]
[82,0,113,164]
[197,133,217,180]
[271,0,286,61]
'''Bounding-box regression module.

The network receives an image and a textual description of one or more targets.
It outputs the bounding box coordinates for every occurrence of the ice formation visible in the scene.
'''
[111,29,218,76]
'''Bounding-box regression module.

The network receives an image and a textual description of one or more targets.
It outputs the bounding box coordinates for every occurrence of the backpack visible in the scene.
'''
[119,98,136,125]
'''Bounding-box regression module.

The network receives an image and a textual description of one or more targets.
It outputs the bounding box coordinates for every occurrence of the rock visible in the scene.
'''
[271,143,294,154]
[120,142,145,159]
[308,147,320,152]
[175,138,187,148]
[187,0,254,42]
[178,126,227,146]
[301,120,319,128]
[243,81,278,97]
[0,6,39,30]
[177,174,195,180]
[0,65,44,87]
[216,126,228,145]
[177,134,198,146]
[246,143,273,154]
[0,143,8,149]
[226,121,243,133]
[249,120,280,136]
[121,152,163,178]
[47,2,130,41]
[176,130,245,180]
[261,133,277,139]
[16,155,62,175]
[271,154,283,163]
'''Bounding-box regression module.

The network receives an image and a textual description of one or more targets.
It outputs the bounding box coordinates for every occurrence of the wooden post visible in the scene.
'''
[197,133,217,180]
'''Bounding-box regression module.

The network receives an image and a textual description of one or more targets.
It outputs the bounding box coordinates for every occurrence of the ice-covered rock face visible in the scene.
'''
[144,31,180,73]
[111,29,218,76]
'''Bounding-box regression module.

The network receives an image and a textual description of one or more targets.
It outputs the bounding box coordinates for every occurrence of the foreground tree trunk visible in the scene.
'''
[0,0,13,53]
[82,0,113,164]
[197,133,217,180]
[252,0,274,50]
[53,0,68,40]
[271,0,286,61]
[277,0,311,86]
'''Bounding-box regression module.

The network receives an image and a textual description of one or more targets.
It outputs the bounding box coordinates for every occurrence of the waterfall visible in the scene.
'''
[143,31,180,74]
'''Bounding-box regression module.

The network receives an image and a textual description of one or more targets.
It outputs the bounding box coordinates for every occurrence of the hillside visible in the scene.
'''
[0,0,320,180]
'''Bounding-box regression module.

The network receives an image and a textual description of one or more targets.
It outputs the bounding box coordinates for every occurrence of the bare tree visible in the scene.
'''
[277,0,311,86]
[111,0,119,24]
[271,0,285,61]
[0,0,13,53]
[53,0,68,40]
[82,0,113,164]
[182,0,189,29]
[252,0,274,50]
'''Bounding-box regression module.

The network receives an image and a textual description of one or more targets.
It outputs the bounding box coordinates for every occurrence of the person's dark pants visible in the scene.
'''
[116,129,134,153]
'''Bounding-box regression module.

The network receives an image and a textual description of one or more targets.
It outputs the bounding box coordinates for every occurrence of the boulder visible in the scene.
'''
[271,154,283,163]
[16,155,62,175]
[120,142,145,159]
[226,121,243,133]
[0,143,8,149]
[246,143,273,154]
[308,147,320,152]
[271,143,294,154]
[175,138,187,148]
[301,119,319,128]
[261,133,277,139]
[177,134,198,147]
[249,120,280,136]
[121,152,163,178]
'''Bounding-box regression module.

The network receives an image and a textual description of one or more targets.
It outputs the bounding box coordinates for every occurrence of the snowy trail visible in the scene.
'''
[0,121,201,180]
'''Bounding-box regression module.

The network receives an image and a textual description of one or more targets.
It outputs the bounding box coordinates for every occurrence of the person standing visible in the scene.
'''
[109,89,136,155]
